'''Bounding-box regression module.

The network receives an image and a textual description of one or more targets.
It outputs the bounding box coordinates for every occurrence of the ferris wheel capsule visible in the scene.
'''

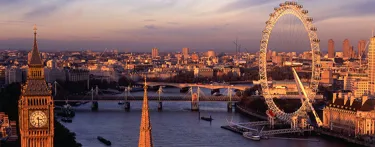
[274,7,279,11]
[279,3,285,7]
[314,76,321,80]
[313,39,320,43]
[310,27,317,31]
[315,64,322,68]
[306,17,313,22]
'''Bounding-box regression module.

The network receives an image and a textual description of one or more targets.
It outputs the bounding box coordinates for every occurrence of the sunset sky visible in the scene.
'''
[0,0,374,52]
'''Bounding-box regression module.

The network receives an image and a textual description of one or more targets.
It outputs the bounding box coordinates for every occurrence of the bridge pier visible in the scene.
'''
[124,102,130,111]
[91,101,98,111]
[191,88,199,111]
[191,101,199,111]
[157,86,163,111]
[158,101,163,111]
[227,102,233,112]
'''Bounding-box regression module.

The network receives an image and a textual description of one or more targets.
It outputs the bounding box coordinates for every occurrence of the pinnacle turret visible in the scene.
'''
[138,77,153,147]
[29,24,43,66]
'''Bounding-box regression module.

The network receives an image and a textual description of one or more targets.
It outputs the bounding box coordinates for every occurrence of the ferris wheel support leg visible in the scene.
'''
[268,116,275,129]
[291,116,298,129]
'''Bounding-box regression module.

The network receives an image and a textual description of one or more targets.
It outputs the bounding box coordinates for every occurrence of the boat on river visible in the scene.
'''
[97,136,111,146]
[201,116,213,121]
[244,135,261,141]
[243,128,262,141]
[56,104,75,117]
[118,101,125,105]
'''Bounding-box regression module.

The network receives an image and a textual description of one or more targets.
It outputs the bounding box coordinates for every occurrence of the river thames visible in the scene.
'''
[62,88,349,147]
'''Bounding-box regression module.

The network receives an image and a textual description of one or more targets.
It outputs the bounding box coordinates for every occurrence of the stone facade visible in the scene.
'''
[323,93,375,136]
[18,25,54,147]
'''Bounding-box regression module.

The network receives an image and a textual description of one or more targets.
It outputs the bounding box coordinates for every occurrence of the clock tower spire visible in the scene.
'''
[19,25,54,147]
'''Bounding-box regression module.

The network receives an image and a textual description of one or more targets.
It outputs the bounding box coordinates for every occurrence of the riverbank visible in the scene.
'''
[315,129,373,147]
[235,99,371,147]
[55,119,83,147]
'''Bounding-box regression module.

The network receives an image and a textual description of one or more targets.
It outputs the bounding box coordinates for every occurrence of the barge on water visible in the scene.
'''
[97,136,111,146]
[201,116,213,122]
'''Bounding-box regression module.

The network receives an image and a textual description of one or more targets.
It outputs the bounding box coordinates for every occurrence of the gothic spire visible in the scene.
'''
[29,24,43,66]
[138,77,153,147]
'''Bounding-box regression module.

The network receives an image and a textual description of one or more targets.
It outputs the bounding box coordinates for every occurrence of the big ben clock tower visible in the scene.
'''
[18,25,54,147]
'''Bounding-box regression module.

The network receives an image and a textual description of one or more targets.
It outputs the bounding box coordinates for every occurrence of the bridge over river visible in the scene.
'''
[136,82,250,91]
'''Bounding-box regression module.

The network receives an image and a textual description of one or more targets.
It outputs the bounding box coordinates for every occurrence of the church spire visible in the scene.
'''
[29,24,43,66]
[138,77,153,147]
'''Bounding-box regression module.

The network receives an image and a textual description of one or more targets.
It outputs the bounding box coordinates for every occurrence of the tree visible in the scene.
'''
[118,76,136,86]
[99,79,109,89]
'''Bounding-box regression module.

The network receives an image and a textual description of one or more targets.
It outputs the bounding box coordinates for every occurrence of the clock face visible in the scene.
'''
[29,111,48,128]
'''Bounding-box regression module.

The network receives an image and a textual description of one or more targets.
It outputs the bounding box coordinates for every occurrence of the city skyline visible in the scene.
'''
[0,0,374,52]
[1,1,375,147]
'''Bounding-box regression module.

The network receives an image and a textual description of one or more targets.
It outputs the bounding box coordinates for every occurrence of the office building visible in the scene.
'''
[358,40,367,58]
[328,39,335,58]
[343,39,351,58]
[182,47,189,59]
[152,48,159,58]
[369,36,375,95]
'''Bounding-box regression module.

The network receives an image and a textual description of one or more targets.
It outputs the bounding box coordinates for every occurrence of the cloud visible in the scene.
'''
[210,23,230,30]
[144,24,158,30]
[217,0,278,13]
[130,0,177,14]
[0,20,31,25]
[167,22,179,25]
[314,1,375,22]
[144,19,156,22]
[0,0,23,5]
[23,0,74,18]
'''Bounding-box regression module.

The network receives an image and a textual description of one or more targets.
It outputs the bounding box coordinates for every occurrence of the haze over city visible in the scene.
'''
[1,0,375,52]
